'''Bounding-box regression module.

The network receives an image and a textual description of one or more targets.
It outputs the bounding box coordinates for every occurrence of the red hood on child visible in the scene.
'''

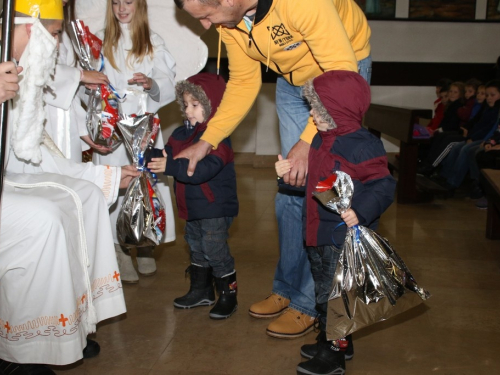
[175,73,226,129]
[304,70,371,135]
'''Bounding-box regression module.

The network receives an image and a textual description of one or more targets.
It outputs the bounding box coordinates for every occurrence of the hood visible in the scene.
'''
[175,72,226,127]
[303,70,371,134]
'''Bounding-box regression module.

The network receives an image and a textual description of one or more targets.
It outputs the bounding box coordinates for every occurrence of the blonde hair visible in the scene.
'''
[102,0,154,71]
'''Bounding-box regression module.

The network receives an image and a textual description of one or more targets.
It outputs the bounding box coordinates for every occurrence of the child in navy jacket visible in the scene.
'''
[277,71,396,375]
[147,73,238,320]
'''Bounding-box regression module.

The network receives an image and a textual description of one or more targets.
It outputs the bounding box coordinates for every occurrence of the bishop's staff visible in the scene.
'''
[0,0,14,206]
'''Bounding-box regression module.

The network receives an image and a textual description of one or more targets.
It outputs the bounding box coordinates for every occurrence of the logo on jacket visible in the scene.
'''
[284,42,302,51]
[268,23,294,47]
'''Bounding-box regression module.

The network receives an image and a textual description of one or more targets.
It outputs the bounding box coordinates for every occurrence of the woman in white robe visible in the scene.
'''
[93,0,176,282]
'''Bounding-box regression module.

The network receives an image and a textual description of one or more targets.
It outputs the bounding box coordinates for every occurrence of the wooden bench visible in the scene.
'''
[364,104,432,204]
[480,169,500,240]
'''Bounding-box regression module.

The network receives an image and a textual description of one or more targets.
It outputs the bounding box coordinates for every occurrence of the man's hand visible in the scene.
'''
[120,165,140,188]
[173,140,212,176]
[283,140,310,187]
[341,209,359,228]
[0,62,22,103]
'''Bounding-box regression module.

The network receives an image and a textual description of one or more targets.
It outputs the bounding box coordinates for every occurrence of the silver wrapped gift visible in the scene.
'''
[313,171,431,340]
[68,20,122,150]
[116,114,166,247]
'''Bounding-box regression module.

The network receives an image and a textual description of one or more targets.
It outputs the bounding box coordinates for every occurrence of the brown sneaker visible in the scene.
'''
[266,308,315,339]
[248,293,290,318]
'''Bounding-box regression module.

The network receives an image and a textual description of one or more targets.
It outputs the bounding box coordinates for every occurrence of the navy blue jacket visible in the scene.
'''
[148,123,238,221]
[304,128,396,247]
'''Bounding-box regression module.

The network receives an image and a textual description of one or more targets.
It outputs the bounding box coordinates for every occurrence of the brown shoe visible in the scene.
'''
[266,308,315,339]
[248,293,290,318]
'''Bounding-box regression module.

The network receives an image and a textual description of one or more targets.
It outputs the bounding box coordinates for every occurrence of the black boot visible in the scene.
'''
[173,264,215,309]
[297,339,346,375]
[301,333,354,361]
[209,271,237,319]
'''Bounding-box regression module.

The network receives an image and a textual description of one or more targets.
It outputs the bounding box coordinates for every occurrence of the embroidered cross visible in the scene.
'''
[59,314,68,327]
[113,271,120,282]
[81,295,86,304]
[4,322,10,333]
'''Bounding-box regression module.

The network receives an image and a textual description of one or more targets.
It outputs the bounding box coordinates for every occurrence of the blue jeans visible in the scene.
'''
[272,56,372,317]
[441,140,482,188]
[184,217,234,278]
[307,245,342,331]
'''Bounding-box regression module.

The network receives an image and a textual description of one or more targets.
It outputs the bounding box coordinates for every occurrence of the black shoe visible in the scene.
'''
[209,271,237,319]
[173,264,215,309]
[297,341,346,375]
[0,359,55,375]
[83,338,100,359]
[301,333,353,361]
[470,184,483,199]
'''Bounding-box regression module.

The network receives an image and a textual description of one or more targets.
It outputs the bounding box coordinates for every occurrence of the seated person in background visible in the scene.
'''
[418,84,488,175]
[436,80,500,195]
[426,84,450,135]
[472,106,500,208]
[457,78,482,128]
[435,81,465,134]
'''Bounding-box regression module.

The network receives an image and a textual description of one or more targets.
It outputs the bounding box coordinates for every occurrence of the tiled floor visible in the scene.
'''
[53,165,500,374]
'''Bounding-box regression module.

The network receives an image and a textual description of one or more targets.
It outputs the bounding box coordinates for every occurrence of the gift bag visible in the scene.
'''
[116,114,166,247]
[313,171,431,341]
[68,20,122,151]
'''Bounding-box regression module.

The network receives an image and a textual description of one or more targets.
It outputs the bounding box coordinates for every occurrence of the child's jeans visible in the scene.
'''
[184,217,235,278]
[306,244,343,331]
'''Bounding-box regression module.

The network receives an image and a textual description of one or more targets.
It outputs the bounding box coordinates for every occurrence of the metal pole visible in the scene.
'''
[0,0,14,206]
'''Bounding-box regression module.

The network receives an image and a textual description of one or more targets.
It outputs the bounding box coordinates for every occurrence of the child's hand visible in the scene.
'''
[275,154,292,178]
[148,149,167,173]
[485,143,492,151]
[341,209,359,228]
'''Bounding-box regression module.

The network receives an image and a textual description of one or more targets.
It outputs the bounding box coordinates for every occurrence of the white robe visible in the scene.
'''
[93,24,176,244]
[44,32,88,162]
[0,60,126,365]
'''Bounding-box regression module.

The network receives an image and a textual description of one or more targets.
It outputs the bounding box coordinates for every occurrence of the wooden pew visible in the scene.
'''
[364,104,432,204]
[480,169,500,240]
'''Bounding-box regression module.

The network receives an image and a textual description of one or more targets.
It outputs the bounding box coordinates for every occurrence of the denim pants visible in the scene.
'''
[272,56,372,317]
[441,140,482,188]
[184,217,235,278]
[307,245,342,331]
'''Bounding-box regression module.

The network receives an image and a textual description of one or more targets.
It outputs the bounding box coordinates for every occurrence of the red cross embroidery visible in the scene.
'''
[59,314,68,327]
[4,322,10,333]
[113,271,120,282]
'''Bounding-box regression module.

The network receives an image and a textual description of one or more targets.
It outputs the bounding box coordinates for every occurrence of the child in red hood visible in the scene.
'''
[147,73,238,320]
[277,70,395,375]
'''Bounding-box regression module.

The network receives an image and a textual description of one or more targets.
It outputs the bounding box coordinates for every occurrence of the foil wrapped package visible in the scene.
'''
[116,114,166,247]
[313,171,431,341]
[68,20,122,151]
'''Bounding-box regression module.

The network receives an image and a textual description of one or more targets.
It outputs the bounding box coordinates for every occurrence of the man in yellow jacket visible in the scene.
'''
[174,0,371,372]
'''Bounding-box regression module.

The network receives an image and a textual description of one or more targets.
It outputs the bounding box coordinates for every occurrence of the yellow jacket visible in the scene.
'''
[202,0,371,147]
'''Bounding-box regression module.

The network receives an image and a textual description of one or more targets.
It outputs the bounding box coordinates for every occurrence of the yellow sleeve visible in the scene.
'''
[290,0,358,73]
[300,116,318,144]
[200,29,262,148]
